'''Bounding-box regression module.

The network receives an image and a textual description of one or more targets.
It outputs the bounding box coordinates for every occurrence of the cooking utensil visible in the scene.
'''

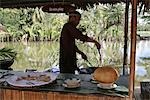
[86,59,94,67]
[98,48,102,64]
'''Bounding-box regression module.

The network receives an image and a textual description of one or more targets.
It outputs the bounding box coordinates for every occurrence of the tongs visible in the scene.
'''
[85,59,94,67]
[85,48,102,66]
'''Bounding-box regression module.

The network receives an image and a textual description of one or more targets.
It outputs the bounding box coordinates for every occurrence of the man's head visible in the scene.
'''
[68,11,81,26]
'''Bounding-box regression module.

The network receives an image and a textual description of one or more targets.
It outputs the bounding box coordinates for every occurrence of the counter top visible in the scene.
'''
[0,70,129,97]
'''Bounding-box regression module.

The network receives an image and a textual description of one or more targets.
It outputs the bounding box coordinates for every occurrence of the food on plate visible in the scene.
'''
[93,65,119,84]
[37,75,51,82]
[65,78,80,87]
[16,74,51,82]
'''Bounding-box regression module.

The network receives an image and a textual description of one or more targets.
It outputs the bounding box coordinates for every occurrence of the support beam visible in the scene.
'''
[129,0,137,99]
[123,0,129,75]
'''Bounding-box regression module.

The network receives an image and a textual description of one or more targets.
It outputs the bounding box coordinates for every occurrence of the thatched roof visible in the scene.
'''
[1,0,150,12]
[0,0,120,8]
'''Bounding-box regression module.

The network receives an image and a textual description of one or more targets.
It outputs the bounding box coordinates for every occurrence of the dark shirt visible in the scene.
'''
[59,22,88,73]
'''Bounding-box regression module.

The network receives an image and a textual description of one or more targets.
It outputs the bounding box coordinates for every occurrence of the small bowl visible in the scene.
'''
[63,78,81,88]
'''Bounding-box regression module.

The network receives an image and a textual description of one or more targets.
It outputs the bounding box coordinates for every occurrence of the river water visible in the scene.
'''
[134,40,150,85]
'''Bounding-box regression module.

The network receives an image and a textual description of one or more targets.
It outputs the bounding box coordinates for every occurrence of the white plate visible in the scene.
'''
[0,73,14,83]
[97,84,117,89]
[115,86,128,92]
[0,74,5,83]
[90,77,99,84]
[0,79,5,83]
[62,83,80,88]
[6,72,57,87]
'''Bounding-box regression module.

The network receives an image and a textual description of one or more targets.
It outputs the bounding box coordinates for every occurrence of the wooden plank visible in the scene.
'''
[0,89,4,100]
[47,91,54,100]
[3,89,12,100]
[1,89,130,100]
[123,0,129,75]
[23,91,47,100]
[12,90,22,100]
[48,92,129,100]
[53,92,70,100]
[129,0,137,99]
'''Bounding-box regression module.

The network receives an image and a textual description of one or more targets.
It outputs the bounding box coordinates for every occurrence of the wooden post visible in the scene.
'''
[123,0,129,75]
[129,0,137,99]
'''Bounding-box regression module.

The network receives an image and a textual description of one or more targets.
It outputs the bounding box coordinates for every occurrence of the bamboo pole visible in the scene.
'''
[123,0,129,75]
[129,0,137,99]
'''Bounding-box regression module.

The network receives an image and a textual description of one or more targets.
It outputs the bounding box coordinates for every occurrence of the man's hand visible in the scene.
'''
[80,52,87,60]
[87,37,101,50]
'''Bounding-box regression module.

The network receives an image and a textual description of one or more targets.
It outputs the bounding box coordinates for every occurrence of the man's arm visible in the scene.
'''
[75,45,82,54]
[67,23,101,50]
[86,37,101,50]
[75,46,87,60]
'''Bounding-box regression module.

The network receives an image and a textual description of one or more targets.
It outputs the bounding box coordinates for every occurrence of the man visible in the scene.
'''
[59,11,101,74]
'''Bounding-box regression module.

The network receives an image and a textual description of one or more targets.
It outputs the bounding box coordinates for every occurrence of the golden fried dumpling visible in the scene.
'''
[37,75,51,82]
[93,65,119,84]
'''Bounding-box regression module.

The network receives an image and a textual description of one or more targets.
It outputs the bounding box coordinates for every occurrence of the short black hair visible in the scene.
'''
[69,11,81,17]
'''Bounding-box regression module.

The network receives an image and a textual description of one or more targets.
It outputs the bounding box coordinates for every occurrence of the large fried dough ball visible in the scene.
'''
[93,66,119,84]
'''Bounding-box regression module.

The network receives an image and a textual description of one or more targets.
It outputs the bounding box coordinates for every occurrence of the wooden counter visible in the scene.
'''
[0,70,129,100]
[0,89,129,100]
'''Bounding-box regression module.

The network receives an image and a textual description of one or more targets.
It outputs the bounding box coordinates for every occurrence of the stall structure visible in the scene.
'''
[0,70,129,100]
[0,0,150,100]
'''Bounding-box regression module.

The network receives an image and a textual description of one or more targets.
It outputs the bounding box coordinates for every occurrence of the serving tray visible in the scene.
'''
[6,72,57,87]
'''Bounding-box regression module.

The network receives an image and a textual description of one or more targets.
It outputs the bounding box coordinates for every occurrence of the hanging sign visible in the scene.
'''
[48,7,64,12]
[42,4,76,13]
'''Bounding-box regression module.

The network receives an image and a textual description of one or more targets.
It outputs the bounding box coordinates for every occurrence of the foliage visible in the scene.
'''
[0,4,126,42]
[79,4,125,41]
[141,13,150,24]
[0,47,17,59]
[0,4,149,42]
[102,42,123,64]
[137,24,150,31]
[137,12,150,31]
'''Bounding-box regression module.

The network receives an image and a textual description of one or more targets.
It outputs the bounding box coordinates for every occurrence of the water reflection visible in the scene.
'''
[136,66,147,76]
[134,40,150,85]
[136,40,150,62]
